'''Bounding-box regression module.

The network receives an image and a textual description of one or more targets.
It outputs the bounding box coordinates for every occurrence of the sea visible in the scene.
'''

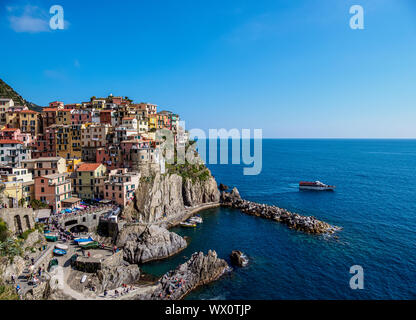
[141,139,416,300]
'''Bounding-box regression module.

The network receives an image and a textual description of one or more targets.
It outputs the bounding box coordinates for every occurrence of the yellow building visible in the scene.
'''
[0,167,34,208]
[19,110,39,135]
[66,158,82,172]
[5,111,19,128]
[73,163,107,200]
[55,124,82,160]
[148,114,157,130]
[56,109,73,125]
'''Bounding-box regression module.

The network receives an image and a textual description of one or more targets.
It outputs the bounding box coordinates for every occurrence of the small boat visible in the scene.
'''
[45,234,58,242]
[53,248,67,256]
[299,181,335,191]
[55,244,69,250]
[74,237,93,244]
[179,221,197,228]
[79,241,100,249]
[188,216,203,224]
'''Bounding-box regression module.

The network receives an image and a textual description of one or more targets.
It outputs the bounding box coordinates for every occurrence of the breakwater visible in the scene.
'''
[220,187,341,235]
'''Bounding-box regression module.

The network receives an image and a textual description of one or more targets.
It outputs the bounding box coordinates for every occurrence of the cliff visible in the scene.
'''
[123,168,220,224]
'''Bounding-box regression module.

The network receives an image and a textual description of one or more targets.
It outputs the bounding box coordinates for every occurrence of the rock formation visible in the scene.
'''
[119,225,187,264]
[97,264,141,291]
[230,250,248,267]
[124,170,220,224]
[221,188,341,234]
[149,250,230,300]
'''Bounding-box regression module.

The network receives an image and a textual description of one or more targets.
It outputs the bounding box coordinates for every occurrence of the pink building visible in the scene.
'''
[96,147,120,170]
[70,109,92,124]
[34,173,73,213]
[100,168,140,207]
[0,128,32,146]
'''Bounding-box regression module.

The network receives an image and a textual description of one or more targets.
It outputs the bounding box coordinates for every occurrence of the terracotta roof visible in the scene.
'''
[122,117,135,120]
[1,128,19,132]
[43,108,58,112]
[76,163,103,172]
[20,110,38,114]
[0,139,23,144]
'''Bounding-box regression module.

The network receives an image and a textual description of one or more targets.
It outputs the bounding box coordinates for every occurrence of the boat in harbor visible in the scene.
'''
[53,248,67,256]
[74,236,94,244]
[55,243,69,250]
[79,241,101,249]
[188,215,203,224]
[179,221,197,228]
[45,233,58,242]
[299,181,335,191]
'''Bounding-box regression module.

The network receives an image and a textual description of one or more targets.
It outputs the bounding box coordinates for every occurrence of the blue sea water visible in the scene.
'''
[141,139,416,299]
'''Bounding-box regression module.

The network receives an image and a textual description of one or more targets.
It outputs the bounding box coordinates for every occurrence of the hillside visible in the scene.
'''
[0,78,42,112]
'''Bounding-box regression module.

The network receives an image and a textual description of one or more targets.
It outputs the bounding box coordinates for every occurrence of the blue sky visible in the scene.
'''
[1,0,415,138]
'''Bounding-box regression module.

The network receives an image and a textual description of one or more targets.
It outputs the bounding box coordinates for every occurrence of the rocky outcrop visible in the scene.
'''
[120,225,187,264]
[221,188,341,235]
[97,264,141,291]
[182,176,220,206]
[0,256,26,283]
[230,250,248,267]
[219,183,229,191]
[149,250,230,300]
[124,171,220,224]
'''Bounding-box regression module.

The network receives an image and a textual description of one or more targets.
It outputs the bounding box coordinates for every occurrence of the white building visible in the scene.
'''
[0,139,30,167]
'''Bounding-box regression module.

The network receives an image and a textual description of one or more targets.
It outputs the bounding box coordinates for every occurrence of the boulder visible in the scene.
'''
[219,183,229,191]
[122,225,187,264]
[230,250,248,267]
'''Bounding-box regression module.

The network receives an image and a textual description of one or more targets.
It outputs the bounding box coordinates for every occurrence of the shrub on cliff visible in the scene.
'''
[0,238,23,262]
[0,219,8,242]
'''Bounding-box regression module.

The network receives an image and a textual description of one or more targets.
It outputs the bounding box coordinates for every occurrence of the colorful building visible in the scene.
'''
[22,157,66,178]
[34,173,72,213]
[73,162,107,200]
[100,168,140,206]
[0,139,29,167]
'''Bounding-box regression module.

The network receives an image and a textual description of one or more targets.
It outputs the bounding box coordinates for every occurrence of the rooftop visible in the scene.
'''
[0,139,23,144]
[76,163,102,172]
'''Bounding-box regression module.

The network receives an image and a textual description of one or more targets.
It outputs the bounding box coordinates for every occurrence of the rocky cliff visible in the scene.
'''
[124,169,220,224]
[118,224,187,264]
[148,250,230,300]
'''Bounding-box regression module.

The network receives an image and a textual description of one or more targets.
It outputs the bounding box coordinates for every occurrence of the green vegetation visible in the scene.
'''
[18,228,35,240]
[166,162,211,183]
[0,219,8,242]
[0,238,23,262]
[0,280,19,300]
[30,199,49,210]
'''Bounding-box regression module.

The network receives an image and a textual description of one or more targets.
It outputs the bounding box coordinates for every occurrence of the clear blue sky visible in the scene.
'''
[1,0,416,138]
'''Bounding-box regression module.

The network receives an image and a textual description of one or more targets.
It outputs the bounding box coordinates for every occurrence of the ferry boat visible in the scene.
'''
[299,181,335,191]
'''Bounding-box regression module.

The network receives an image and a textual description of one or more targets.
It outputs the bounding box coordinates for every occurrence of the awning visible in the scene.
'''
[35,209,51,220]
[62,197,82,204]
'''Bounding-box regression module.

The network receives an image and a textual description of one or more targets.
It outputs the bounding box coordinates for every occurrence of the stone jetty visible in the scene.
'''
[220,187,341,235]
